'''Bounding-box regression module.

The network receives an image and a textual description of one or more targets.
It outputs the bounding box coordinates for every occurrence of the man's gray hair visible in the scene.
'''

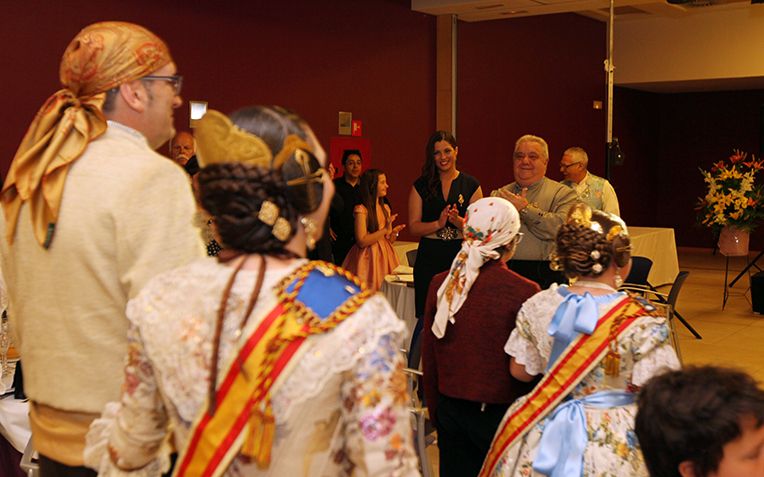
[515,134,549,159]
[564,147,589,168]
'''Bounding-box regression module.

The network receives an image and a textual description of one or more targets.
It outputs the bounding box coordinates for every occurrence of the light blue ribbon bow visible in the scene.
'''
[532,390,635,477]
[546,292,598,370]
[546,289,624,371]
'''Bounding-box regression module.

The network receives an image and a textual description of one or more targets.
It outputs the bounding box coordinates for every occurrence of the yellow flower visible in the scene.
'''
[361,389,381,407]
[616,443,630,458]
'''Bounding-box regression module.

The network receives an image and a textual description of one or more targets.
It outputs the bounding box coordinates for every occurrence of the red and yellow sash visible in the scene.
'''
[479,296,648,477]
[174,262,371,477]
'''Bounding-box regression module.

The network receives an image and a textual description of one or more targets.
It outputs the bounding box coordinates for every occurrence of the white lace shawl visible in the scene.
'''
[84,259,417,476]
[505,285,680,385]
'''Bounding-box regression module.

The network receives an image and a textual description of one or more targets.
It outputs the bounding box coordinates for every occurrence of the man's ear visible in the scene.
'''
[118,80,147,113]
[678,460,699,477]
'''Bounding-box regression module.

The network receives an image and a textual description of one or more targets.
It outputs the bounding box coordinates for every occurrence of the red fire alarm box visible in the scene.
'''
[351,119,363,137]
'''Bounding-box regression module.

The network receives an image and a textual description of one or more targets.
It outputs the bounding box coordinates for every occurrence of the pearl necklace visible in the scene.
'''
[571,280,617,292]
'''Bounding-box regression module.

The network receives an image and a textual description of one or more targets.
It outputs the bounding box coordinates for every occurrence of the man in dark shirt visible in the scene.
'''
[330,149,363,265]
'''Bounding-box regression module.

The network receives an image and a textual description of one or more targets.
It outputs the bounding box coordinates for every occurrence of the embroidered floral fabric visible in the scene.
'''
[494,285,680,477]
[84,259,419,476]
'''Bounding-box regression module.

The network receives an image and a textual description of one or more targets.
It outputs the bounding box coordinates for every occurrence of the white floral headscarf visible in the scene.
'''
[432,197,521,338]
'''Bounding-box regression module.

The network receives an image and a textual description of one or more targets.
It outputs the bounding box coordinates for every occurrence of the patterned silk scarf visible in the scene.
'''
[1,21,172,247]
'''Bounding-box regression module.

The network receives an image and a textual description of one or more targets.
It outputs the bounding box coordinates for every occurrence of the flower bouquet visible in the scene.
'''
[697,150,764,255]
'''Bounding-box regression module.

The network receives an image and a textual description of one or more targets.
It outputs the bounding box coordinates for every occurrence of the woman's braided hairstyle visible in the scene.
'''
[552,204,631,279]
[197,106,323,254]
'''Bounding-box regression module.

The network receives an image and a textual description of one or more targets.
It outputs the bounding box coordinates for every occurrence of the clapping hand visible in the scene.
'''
[385,213,399,235]
[446,205,465,229]
[497,187,529,211]
[438,206,451,228]
[389,224,406,242]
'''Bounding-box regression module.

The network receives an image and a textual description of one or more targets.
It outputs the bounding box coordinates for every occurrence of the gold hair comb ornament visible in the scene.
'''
[257,201,280,226]
[272,218,292,242]
[195,110,273,168]
[273,134,313,170]
[568,204,593,228]
[606,225,624,241]
[568,204,629,241]
[256,200,292,241]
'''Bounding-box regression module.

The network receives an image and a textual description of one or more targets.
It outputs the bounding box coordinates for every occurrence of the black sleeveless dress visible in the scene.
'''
[412,172,480,318]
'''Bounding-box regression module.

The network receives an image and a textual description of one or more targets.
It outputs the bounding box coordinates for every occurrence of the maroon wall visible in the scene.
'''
[1,0,435,223]
[614,86,764,247]
[610,87,660,228]
[3,3,614,241]
[456,14,607,195]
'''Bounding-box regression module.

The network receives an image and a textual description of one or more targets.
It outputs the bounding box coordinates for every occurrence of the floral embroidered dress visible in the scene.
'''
[342,204,400,292]
[490,285,680,477]
[83,258,419,477]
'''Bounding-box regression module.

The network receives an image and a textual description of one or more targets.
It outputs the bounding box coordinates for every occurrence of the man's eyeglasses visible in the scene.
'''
[141,74,183,95]
[560,161,582,170]
[513,152,543,161]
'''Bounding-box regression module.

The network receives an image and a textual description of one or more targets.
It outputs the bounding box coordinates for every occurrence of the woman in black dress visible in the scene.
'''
[408,131,483,331]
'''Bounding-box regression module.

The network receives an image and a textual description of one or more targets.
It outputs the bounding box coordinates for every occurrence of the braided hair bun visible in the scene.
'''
[198,163,298,254]
[553,204,631,279]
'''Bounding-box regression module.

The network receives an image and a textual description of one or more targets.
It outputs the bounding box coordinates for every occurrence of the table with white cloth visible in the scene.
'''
[0,362,30,454]
[380,276,417,347]
[393,241,418,266]
[630,227,680,286]
[0,361,31,477]
[394,229,679,287]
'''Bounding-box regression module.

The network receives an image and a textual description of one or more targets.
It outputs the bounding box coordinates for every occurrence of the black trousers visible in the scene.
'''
[39,453,178,477]
[39,455,96,477]
[507,259,568,289]
[436,395,510,477]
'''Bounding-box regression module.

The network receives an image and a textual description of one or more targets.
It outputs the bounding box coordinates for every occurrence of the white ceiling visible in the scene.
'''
[411,0,764,92]
[411,0,750,23]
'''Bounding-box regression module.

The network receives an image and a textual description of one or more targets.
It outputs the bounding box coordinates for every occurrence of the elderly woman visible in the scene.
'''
[83,106,419,476]
[422,197,540,477]
[480,204,680,477]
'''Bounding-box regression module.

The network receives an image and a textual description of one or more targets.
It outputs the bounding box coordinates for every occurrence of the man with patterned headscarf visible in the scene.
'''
[0,22,204,474]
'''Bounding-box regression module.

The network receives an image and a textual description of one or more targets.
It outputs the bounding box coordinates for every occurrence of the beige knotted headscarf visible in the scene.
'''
[1,21,173,247]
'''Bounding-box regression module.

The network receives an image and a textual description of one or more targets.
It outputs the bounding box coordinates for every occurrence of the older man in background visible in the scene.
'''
[0,22,203,474]
[171,130,199,176]
[492,134,577,288]
[560,146,620,216]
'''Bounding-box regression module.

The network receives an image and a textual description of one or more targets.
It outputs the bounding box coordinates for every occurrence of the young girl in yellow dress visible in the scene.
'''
[342,169,405,291]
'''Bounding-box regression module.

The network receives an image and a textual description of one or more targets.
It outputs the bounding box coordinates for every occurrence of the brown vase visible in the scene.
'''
[718,226,750,257]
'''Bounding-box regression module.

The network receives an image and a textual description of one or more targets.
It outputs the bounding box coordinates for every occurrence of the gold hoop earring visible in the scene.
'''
[300,216,317,251]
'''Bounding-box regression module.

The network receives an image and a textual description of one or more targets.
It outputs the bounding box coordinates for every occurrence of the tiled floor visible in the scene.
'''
[671,247,764,382]
[421,247,764,475]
